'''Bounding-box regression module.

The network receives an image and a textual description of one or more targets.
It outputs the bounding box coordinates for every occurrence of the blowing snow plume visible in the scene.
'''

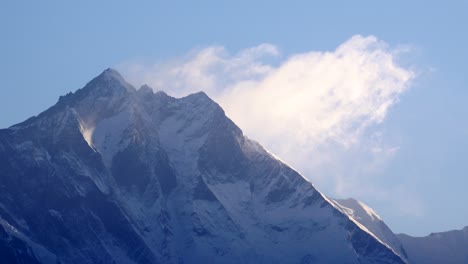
[118,35,415,206]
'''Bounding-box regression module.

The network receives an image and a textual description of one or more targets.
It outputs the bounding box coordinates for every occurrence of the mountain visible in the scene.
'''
[332,198,408,261]
[0,68,406,263]
[397,226,468,264]
[334,198,468,264]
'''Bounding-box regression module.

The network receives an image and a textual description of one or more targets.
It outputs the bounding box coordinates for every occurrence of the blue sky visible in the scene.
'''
[1,0,467,236]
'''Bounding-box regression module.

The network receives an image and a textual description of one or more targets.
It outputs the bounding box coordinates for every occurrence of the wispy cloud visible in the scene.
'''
[121,43,279,98]
[118,35,417,215]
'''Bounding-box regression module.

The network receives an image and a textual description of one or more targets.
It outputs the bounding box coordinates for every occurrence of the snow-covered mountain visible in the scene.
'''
[397,226,468,264]
[0,69,407,263]
[333,198,468,264]
[332,198,408,261]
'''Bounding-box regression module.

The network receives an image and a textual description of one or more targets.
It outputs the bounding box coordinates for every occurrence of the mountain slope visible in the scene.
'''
[333,198,468,264]
[397,226,468,264]
[0,69,406,263]
[332,198,408,261]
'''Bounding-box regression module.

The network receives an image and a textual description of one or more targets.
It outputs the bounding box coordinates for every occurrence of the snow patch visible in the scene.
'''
[79,122,95,149]
[90,109,133,166]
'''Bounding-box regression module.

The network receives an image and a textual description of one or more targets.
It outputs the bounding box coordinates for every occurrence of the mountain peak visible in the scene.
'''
[334,198,382,221]
[88,68,135,93]
[138,84,154,95]
[181,91,216,106]
[91,68,127,86]
[49,68,135,111]
[102,67,121,77]
[188,91,209,98]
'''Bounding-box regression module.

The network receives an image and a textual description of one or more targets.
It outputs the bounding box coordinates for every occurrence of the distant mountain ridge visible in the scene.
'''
[332,199,468,264]
[0,69,464,263]
[397,226,468,264]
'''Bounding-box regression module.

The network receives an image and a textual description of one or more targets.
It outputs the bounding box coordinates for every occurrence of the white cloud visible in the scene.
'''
[118,35,416,215]
[121,43,279,98]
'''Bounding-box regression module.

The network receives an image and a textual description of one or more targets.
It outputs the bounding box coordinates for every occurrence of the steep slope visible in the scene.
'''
[397,226,468,264]
[0,69,406,263]
[332,198,408,261]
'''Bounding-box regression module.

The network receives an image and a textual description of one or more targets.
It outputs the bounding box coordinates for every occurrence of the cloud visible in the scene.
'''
[121,43,279,98]
[118,35,416,215]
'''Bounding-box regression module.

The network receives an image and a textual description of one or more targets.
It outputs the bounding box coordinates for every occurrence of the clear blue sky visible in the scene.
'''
[1,0,467,236]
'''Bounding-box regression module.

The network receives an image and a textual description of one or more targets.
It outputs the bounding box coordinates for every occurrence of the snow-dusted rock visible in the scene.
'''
[332,198,408,262]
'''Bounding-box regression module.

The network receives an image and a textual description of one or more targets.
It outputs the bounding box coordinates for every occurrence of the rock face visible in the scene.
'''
[0,69,406,264]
